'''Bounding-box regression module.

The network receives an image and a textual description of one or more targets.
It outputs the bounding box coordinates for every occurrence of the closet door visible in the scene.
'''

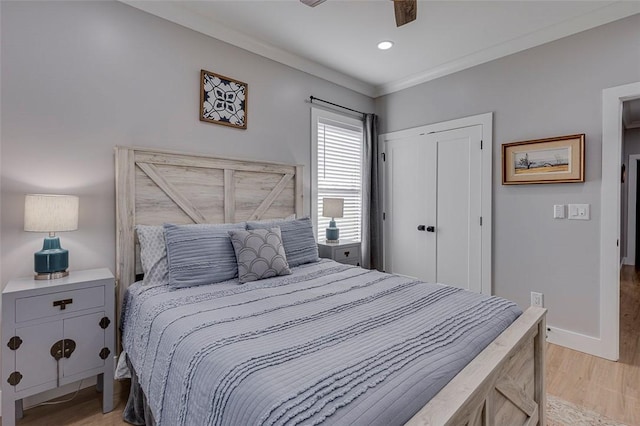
[383,125,483,293]
[384,134,435,282]
[430,125,482,292]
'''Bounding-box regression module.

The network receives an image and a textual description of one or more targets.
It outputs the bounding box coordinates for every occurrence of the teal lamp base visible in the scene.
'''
[325,219,340,243]
[34,236,69,280]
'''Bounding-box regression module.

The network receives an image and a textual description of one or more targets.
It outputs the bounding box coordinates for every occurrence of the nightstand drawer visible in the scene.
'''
[334,246,360,263]
[340,258,360,266]
[15,285,105,323]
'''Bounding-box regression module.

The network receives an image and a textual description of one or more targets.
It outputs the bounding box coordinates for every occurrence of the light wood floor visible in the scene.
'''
[5,267,640,425]
[10,381,130,426]
[546,265,640,425]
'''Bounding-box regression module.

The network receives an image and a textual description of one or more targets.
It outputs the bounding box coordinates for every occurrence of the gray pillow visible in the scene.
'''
[246,217,319,267]
[136,225,169,286]
[228,227,291,284]
[164,222,246,288]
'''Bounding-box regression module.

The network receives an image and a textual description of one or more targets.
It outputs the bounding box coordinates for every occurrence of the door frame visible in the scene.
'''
[600,82,640,361]
[378,112,493,295]
[625,154,640,266]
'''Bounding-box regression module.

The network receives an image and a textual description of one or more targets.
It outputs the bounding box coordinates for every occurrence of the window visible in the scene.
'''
[312,108,363,242]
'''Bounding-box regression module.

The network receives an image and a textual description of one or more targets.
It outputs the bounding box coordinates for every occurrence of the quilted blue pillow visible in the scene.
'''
[246,217,319,267]
[228,227,291,283]
[164,222,245,288]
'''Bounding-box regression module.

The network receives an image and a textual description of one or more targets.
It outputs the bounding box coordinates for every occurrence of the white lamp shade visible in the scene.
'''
[322,197,344,218]
[24,194,79,232]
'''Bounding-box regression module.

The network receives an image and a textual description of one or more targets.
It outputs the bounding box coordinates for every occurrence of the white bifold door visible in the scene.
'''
[383,125,484,293]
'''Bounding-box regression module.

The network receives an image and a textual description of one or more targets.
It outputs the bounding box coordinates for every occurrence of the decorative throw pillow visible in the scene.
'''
[164,222,246,288]
[228,227,291,283]
[136,225,169,286]
[246,217,319,267]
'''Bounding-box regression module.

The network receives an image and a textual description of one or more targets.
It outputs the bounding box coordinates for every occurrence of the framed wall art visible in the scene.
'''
[502,134,585,184]
[200,69,247,129]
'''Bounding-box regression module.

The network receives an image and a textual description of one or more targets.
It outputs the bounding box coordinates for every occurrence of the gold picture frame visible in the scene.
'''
[502,134,585,185]
[200,69,247,130]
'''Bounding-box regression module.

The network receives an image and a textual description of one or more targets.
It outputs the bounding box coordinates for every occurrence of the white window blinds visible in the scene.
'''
[315,116,363,242]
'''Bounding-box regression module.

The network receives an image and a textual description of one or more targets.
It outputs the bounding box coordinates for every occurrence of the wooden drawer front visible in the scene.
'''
[15,286,105,323]
[334,246,360,263]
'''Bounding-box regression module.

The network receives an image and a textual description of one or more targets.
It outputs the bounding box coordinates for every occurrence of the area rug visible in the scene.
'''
[547,394,628,426]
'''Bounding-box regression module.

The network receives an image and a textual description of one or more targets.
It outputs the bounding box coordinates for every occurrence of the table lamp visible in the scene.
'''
[322,197,344,243]
[24,194,79,280]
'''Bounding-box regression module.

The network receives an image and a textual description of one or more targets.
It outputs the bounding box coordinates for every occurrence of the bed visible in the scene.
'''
[115,146,547,426]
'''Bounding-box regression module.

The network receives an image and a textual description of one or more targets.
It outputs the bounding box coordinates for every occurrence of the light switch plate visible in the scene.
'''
[568,203,590,220]
[553,205,565,219]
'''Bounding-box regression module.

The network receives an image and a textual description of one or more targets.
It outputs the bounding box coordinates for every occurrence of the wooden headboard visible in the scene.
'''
[114,146,304,309]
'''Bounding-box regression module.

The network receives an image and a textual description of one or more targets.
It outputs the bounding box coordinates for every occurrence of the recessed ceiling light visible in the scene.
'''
[377,41,394,50]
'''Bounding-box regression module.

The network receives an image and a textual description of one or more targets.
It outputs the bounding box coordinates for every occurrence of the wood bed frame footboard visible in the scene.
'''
[406,306,547,426]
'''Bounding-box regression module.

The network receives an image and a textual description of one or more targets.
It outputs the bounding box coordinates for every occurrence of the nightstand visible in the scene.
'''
[1,268,115,426]
[317,240,361,266]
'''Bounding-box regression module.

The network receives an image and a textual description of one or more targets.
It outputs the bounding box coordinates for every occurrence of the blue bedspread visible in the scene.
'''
[121,259,521,426]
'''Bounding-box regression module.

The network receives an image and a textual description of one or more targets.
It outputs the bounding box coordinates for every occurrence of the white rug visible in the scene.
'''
[547,395,628,426]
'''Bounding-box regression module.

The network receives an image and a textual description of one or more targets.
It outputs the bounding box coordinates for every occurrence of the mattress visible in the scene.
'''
[121,259,522,426]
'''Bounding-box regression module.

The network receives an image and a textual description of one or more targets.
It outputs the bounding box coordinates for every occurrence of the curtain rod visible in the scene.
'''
[309,96,368,116]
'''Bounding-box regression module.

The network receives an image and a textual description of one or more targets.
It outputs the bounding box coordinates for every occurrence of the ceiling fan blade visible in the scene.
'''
[300,0,327,7]
[393,0,417,27]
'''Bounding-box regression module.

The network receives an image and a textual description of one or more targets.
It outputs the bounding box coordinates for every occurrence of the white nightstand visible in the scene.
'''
[1,268,115,426]
[317,240,362,266]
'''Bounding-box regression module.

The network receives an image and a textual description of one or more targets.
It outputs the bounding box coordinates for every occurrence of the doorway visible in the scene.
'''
[600,82,640,361]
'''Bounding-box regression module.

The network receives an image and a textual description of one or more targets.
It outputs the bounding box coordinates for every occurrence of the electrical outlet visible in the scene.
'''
[531,292,544,307]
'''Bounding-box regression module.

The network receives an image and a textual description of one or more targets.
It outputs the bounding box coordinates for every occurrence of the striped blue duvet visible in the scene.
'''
[121,259,522,426]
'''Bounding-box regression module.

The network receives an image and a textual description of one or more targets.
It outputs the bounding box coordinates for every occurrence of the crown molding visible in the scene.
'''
[120,1,377,98]
[121,1,638,100]
[373,2,640,97]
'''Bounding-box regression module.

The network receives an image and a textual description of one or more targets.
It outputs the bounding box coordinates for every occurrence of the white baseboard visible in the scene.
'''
[546,325,608,358]
[623,257,635,266]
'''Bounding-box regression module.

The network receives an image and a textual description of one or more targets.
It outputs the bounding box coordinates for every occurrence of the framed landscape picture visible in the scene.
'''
[502,134,585,185]
[200,69,247,129]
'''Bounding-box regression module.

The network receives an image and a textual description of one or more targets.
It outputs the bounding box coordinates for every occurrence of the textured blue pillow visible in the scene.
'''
[228,227,291,284]
[164,222,245,288]
[246,217,319,267]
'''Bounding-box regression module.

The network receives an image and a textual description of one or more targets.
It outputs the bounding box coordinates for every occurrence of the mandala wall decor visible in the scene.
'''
[200,69,247,129]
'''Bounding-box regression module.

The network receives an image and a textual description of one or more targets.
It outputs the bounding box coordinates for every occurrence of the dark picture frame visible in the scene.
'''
[502,134,585,185]
[200,69,247,130]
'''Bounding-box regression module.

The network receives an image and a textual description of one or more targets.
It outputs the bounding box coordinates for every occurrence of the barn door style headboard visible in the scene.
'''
[114,146,304,308]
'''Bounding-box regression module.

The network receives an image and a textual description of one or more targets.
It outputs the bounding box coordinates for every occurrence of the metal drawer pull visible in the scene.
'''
[52,298,73,310]
[344,251,350,257]
[50,339,76,360]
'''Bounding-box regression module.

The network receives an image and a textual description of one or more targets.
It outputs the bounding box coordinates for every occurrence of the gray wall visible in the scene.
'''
[0,1,374,286]
[375,14,640,337]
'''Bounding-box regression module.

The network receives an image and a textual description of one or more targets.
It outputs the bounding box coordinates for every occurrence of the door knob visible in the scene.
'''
[417,225,426,231]
[426,226,435,232]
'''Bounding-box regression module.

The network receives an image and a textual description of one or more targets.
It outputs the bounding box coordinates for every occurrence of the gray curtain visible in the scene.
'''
[361,113,382,270]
